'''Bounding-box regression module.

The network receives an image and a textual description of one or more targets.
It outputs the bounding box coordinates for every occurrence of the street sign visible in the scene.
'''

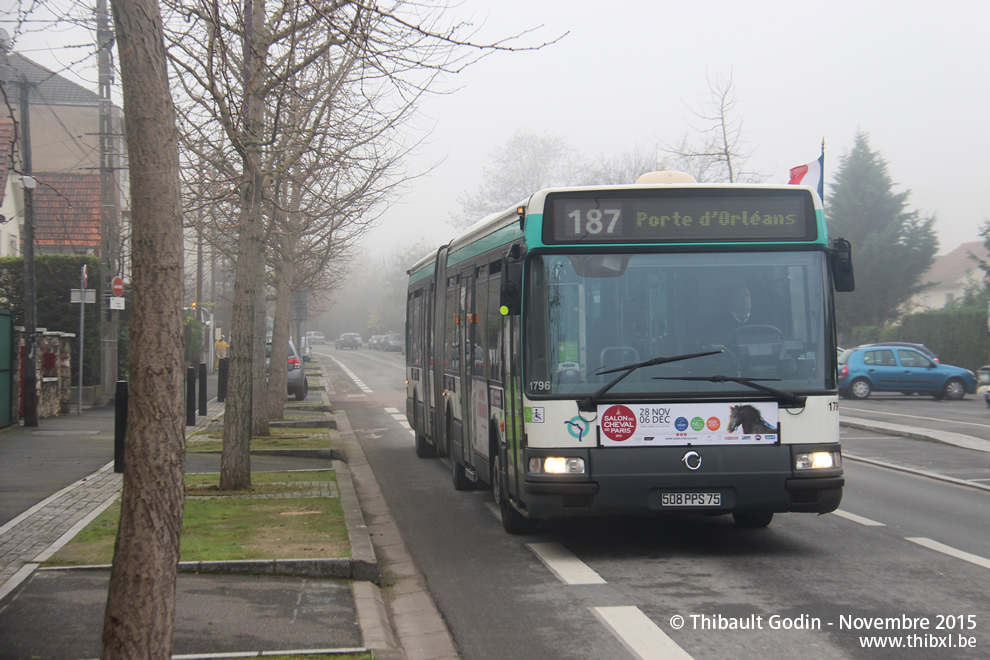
[109,297,125,310]
[112,276,124,297]
[70,289,96,304]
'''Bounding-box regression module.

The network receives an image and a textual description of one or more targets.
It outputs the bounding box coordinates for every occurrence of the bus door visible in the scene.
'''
[457,272,474,467]
[423,282,434,442]
[470,266,490,479]
[505,313,524,500]
[433,248,450,455]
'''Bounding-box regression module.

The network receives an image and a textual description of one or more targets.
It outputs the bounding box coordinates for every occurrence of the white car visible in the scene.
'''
[306,331,326,344]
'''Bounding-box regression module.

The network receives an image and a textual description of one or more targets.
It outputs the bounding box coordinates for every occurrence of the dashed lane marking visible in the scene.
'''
[831,510,885,526]
[906,537,990,570]
[526,542,607,585]
[328,357,373,393]
[592,606,694,660]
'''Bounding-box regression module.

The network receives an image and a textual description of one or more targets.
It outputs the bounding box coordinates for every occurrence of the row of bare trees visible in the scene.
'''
[156,0,556,490]
[97,0,559,655]
[455,72,760,225]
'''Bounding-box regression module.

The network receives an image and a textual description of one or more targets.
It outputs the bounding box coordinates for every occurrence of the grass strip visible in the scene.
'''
[185,427,332,452]
[43,470,350,567]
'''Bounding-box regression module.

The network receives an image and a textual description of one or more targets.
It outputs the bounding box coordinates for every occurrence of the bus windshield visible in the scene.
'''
[524,250,835,398]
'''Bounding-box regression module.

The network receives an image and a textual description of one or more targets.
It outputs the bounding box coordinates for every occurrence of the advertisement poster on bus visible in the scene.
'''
[597,402,779,447]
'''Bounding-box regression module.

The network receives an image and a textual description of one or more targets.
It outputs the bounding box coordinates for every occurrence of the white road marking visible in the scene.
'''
[526,542,607,585]
[592,606,694,660]
[328,356,373,393]
[385,407,415,436]
[841,406,990,431]
[831,510,885,526]
[906,537,990,570]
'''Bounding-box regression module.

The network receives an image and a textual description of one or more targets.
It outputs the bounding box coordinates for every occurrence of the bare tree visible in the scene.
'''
[577,147,663,185]
[101,0,185,655]
[161,1,561,488]
[456,131,578,226]
[661,71,763,183]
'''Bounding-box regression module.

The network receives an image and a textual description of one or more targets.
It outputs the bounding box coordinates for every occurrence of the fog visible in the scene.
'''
[366,0,989,262]
[10,0,987,267]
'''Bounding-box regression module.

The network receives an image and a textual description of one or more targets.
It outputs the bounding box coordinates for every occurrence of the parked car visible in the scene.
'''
[266,340,309,401]
[838,345,975,400]
[383,333,404,353]
[306,331,326,344]
[335,333,362,350]
[368,335,386,350]
[858,342,939,363]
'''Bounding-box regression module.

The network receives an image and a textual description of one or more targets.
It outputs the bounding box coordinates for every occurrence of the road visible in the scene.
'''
[317,346,990,660]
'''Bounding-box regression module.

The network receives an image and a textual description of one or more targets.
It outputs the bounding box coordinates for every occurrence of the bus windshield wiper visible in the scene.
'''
[577,350,722,412]
[653,374,807,407]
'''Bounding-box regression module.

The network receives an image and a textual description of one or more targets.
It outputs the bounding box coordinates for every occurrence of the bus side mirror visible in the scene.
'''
[499,249,523,316]
[831,238,855,292]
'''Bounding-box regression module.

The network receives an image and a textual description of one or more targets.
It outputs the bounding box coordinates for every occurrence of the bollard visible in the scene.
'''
[186,366,196,426]
[217,357,229,403]
[114,380,127,473]
[199,362,208,416]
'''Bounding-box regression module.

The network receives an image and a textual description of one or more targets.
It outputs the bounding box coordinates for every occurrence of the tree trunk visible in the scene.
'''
[251,259,270,435]
[220,0,269,488]
[102,0,185,655]
[268,232,295,419]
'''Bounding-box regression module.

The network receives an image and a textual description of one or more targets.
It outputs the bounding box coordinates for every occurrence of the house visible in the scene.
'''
[909,241,989,311]
[1,51,128,405]
[32,172,102,255]
[0,53,124,257]
[0,121,23,256]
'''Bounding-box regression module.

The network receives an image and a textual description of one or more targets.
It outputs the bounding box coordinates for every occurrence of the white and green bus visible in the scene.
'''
[405,172,854,533]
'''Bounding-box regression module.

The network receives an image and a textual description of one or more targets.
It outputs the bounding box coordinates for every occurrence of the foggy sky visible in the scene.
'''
[368,0,989,261]
[9,0,987,263]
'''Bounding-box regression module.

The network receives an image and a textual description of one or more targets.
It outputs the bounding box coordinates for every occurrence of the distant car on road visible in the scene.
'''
[306,331,326,344]
[383,333,404,353]
[838,345,975,400]
[369,335,385,350]
[335,333,362,350]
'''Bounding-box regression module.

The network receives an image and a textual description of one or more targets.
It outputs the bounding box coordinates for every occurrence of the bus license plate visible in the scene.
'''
[661,492,721,507]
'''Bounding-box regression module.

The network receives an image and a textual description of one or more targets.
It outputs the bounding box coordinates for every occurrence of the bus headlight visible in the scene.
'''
[529,457,586,474]
[795,451,841,470]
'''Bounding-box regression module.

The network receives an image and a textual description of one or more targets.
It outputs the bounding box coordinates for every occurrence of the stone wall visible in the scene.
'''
[12,328,75,422]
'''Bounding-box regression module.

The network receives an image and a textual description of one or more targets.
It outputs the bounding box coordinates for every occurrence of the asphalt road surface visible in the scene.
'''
[318,346,989,660]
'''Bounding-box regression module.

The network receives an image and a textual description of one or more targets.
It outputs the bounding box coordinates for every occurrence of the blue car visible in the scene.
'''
[838,346,976,401]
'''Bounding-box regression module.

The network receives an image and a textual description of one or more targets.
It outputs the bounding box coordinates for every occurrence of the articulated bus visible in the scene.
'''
[405,171,854,533]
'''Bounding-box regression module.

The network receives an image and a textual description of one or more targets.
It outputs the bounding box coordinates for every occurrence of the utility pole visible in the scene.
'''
[97,0,120,395]
[20,76,38,427]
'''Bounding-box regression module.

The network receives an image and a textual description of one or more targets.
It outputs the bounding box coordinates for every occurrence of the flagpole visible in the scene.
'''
[818,137,825,202]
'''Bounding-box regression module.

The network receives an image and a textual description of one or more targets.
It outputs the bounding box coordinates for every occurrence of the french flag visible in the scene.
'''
[788,152,825,201]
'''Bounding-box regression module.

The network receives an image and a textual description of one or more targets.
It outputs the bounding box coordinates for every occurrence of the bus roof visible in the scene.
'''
[407,175,827,281]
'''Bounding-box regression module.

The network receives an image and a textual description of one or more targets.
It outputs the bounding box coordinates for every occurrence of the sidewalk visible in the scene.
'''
[0,364,454,660]
[0,397,227,597]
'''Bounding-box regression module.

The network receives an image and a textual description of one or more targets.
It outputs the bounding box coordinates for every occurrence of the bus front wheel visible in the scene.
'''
[492,448,533,534]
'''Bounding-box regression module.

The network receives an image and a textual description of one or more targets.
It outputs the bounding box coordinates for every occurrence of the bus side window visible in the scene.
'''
[488,262,503,381]
[473,265,488,377]
[445,276,459,371]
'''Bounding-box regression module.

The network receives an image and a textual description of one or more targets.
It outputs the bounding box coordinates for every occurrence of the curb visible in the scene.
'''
[332,401,459,660]
[840,415,990,454]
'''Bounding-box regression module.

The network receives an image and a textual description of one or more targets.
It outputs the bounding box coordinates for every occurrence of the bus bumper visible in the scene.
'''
[521,443,843,520]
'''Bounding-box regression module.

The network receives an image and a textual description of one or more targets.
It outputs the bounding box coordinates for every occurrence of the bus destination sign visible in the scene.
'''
[547,190,815,244]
